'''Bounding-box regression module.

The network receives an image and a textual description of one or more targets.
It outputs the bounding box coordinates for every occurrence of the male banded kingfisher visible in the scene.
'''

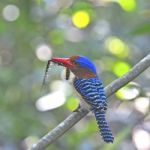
[44,55,114,143]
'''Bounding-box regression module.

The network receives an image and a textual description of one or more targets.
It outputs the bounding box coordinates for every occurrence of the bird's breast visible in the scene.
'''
[73,77,96,109]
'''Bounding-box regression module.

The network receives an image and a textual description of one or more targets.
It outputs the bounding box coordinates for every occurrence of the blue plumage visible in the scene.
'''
[73,77,114,143]
[50,55,114,143]
[73,77,107,109]
[75,56,97,74]
[94,110,114,143]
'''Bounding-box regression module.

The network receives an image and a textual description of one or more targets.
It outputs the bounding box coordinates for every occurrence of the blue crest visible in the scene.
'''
[75,56,97,74]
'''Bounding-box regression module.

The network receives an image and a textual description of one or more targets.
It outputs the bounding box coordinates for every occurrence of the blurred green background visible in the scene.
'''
[0,0,150,150]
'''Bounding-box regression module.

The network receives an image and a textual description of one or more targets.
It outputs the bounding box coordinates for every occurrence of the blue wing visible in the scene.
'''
[73,77,107,110]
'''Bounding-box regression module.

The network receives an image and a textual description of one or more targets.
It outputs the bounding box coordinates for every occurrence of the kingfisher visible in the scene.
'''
[44,55,114,143]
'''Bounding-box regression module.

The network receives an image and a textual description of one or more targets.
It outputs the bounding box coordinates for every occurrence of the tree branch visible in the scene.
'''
[29,53,150,150]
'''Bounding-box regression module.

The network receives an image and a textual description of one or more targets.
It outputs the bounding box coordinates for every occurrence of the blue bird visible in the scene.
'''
[49,55,114,143]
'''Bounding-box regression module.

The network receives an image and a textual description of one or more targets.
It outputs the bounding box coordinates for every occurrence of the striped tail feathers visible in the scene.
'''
[94,110,114,143]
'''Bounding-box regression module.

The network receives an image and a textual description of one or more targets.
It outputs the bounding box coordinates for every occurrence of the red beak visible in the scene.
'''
[51,57,73,68]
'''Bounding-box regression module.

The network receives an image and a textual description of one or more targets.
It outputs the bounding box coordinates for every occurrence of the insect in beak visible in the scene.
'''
[42,58,72,88]
[42,60,51,88]
[65,68,70,80]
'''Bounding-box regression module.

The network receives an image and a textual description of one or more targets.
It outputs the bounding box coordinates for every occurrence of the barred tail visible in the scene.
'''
[94,110,114,143]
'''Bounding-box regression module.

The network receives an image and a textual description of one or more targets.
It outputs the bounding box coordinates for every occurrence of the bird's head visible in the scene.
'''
[51,55,97,78]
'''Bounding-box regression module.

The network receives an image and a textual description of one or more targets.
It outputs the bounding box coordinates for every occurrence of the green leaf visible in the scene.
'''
[130,23,150,35]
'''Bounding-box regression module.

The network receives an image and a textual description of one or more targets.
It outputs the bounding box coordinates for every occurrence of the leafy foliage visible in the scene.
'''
[0,0,149,149]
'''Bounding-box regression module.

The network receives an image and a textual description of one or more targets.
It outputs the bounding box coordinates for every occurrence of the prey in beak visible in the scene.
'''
[42,57,73,88]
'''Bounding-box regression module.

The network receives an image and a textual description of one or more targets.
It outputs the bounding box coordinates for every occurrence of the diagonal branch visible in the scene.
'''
[29,53,150,150]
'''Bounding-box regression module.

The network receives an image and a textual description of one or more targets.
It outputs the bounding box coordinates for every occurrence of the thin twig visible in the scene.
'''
[29,53,150,150]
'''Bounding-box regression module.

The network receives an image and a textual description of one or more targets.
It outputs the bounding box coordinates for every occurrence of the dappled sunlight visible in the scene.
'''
[36,80,73,111]
[133,129,150,150]
[113,61,131,77]
[65,97,79,111]
[105,36,129,58]
[36,44,52,61]
[117,0,136,12]
[44,0,60,14]
[56,15,71,29]
[93,20,110,40]
[36,91,66,111]
[134,97,150,114]
[0,0,149,149]
[65,27,84,42]
[72,11,90,29]
[2,4,20,21]
[50,80,67,91]
[116,83,140,100]
[50,80,73,96]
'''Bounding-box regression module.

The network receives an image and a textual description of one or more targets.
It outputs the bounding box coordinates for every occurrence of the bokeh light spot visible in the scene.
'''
[93,20,110,40]
[50,80,72,96]
[105,37,129,58]
[23,136,38,148]
[116,85,139,100]
[66,97,79,111]
[65,27,84,42]
[118,0,136,12]
[50,80,66,91]
[36,91,66,111]
[134,97,149,113]
[2,4,20,21]
[113,61,131,77]
[133,129,150,150]
[36,44,52,61]
[72,11,90,28]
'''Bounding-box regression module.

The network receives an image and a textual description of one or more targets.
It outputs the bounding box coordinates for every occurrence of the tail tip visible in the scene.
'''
[104,137,114,143]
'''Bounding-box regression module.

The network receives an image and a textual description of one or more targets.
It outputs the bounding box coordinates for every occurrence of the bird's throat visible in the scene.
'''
[71,67,96,78]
